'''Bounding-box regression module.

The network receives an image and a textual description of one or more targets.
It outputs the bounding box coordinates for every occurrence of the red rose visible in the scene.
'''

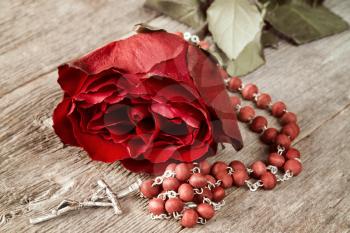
[53,28,242,174]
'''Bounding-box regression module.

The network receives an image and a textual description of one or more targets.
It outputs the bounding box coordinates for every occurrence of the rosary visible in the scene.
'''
[30,32,302,228]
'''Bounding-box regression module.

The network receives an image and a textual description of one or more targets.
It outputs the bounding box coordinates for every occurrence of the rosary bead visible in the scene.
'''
[271,101,286,117]
[140,179,160,199]
[212,186,225,202]
[261,128,278,144]
[267,152,285,168]
[199,40,209,50]
[251,161,267,178]
[178,183,194,202]
[181,209,199,228]
[285,148,301,160]
[205,175,217,186]
[275,133,291,149]
[215,171,233,189]
[232,170,249,187]
[165,163,177,171]
[284,159,302,176]
[199,160,211,175]
[281,112,297,125]
[230,95,241,107]
[193,188,213,204]
[242,84,258,100]
[261,172,277,190]
[281,123,300,140]
[162,177,180,191]
[148,198,165,215]
[165,197,184,213]
[189,173,207,188]
[211,161,228,176]
[175,163,191,181]
[238,106,255,122]
[250,116,268,133]
[197,203,215,220]
[229,160,246,171]
[256,93,271,109]
[228,77,242,92]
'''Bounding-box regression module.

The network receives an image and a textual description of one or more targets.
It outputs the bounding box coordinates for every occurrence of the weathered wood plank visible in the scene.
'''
[0,0,158,96]
[0,0,350,232]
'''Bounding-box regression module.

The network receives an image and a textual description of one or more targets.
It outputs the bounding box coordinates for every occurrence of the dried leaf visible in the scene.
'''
[226,31,265,76]
[261,30,279,48]
[207,0,264,60]
[134,23,166,33]
[144,0,206,29]
[265,2,349,44]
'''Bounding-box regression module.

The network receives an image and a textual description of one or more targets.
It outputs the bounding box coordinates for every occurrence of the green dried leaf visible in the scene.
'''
[226,31,265,76]
[144,0,206,29]
[265,2,349,44]
[261,30,279,48]
[207,0,264,60]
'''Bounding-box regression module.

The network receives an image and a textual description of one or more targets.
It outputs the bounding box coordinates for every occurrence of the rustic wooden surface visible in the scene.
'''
[1,0,350,232]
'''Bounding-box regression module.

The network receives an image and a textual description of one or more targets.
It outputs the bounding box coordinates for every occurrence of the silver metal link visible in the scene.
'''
[245,180,263,192]
[267,165,278,175]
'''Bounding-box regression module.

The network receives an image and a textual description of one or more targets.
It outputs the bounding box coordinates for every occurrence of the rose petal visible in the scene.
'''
[67,32,186,75]
[187,45,243,150]
[52,98,79,146]
[69,113,130,162]
[120,158,172,175]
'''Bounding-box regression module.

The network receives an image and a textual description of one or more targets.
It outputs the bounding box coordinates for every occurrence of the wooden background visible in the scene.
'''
[1,0,350,232]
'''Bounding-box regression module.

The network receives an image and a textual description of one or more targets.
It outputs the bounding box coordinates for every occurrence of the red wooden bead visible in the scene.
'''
[256,93,271,109]
[251,161,267,178]
[162,177,180,191]
[229,160,246,171]
[238,106,255,122]
[193,188,213,204]
[199,40,209,50]
[199,160,211,175]
[228,77,242,92]
[261,172,277,190]
[205,175,217,186]
[201,188,213,200]
[242,84,258,100]
[189,173,207,188]
[282,123,300,140]
[212,186,225,202]
[211,161,228,176]
[285,148,301,160]
[197,203,215,220]
[230,95,241,107]
[271,101,286,117]
[186,163,195,170]
[175,163,191,181]
[250,116,268,133]
[148,198,165,215]
[165,163,177,171]
[281,112,297,125]
[232,170,249,187]
[261,128,278,144]
[178,183,194,202]
[181,209,199,228]
[284,159,302,176]
[165,197,184,213]
[267,152,285,168]
[275,133,291,149]
[215,171,233,189]
[140,179,160,199]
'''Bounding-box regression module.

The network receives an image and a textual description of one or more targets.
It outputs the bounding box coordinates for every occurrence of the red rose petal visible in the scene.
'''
[52,98,79,146]
[67,32,186,75]
[120,158,171,175]
[57,65,88,97]
[69,113,130,162]
[187,45,243,150]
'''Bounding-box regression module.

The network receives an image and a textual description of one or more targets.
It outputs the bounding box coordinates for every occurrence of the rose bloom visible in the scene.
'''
[53,29,242,174]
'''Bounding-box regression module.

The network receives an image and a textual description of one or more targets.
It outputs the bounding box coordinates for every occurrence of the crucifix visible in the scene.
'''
[30,178,142,224]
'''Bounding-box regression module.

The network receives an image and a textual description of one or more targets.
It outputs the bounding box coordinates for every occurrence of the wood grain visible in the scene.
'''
[0,0,350,232]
